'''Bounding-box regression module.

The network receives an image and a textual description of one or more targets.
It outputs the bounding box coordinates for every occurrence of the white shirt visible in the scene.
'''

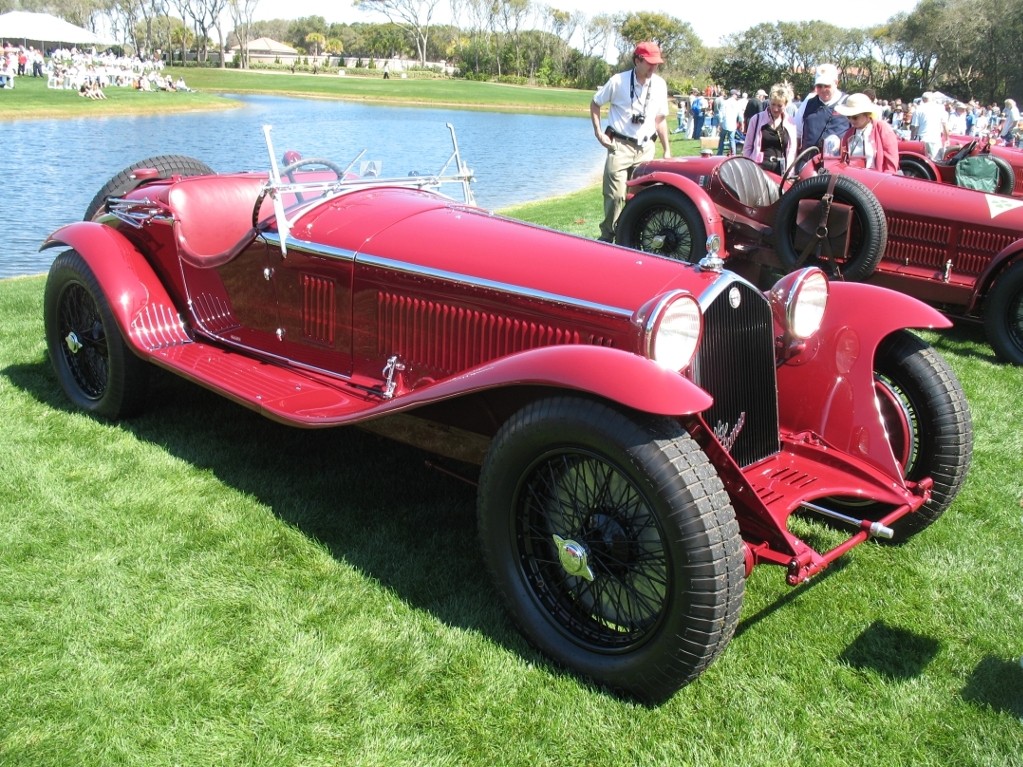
[593,69,669,141]
[718,97,743,132]
[947,112,967,135]
[913,100,947,143]
[847,126,876,169]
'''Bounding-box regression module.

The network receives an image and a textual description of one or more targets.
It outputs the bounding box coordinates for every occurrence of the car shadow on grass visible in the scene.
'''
[838,620,941,680]
[961,656,1023,717]
[2,357,541,660]
[928,317,1000,364]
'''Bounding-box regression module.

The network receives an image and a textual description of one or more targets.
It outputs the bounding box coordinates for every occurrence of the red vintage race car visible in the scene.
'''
[42,126,972,704]
[898,137,1022,197]
[616,149,1023,364]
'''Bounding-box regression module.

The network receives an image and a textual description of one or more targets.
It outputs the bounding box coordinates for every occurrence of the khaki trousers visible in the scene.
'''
[599,139,655,241]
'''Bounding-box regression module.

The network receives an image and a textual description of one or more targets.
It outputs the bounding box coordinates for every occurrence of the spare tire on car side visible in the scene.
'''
[84,155,215,221]
[774,173,887,281]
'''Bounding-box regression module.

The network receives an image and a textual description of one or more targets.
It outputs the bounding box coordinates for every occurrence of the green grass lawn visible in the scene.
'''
[1,66,593,121]
[1,184,1021,764]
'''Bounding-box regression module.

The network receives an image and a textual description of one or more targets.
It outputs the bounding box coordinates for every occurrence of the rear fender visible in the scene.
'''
[899,149,940,179]
[41,222,191,352]
[393,345,713,418]
[626,172,726,244]
[775,281,951,480]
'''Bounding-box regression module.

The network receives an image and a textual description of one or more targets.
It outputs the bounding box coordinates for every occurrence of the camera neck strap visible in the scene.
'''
[630,69,653,117]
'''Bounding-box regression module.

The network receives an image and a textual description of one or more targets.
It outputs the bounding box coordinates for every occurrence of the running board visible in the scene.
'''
[145,341,382,426]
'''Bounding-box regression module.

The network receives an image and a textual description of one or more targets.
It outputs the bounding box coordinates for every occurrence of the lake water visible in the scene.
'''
[3,94,606,279]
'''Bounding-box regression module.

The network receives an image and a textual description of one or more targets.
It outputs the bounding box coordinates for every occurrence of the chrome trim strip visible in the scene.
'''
[262,232,358,262]
[260,233,633,319]
[696,269,756,309]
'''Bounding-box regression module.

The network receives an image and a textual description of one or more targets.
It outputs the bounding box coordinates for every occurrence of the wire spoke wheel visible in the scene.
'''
[518,450,669,649]
[631,205,695,260]
[57,281,110,401]
[44,250,149,419]
[615,185,706,262]
[477,397,744,702]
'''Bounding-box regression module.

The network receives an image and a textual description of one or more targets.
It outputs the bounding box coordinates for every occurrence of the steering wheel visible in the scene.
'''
[946,140,977,166]
[280,157,346,179]
[780,146,821,193]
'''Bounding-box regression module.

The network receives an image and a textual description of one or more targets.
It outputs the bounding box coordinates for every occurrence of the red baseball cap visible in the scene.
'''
[634,41,664,64]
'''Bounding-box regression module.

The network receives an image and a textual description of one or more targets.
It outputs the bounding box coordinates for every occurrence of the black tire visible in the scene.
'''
[899,156,937,180]
[477,397,745,703]
[988,154,1015,196]
[84,154,215,221]
[775,173,887,281]
[614,185,707,263]
[44,249,149,419]
[868,331,972,541]
[984,261,1023,364]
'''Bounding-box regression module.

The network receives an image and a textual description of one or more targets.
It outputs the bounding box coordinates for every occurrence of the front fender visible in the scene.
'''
[626,171,726,244]
[776,281,951,480]
[383,345,713,419]
[42,222,190,351]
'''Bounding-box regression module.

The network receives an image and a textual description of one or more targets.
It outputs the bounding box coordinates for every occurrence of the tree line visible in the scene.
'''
[2,0,1020,101]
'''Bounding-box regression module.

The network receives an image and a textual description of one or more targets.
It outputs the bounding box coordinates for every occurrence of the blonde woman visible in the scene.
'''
[1000,98,1020,144]
[742,82,797,172]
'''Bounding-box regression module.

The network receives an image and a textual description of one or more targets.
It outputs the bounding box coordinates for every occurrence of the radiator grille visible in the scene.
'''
[691,281,779,467]
[376,292,596,378]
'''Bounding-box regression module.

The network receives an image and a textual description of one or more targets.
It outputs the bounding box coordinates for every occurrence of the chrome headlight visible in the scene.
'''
[644,290,703,371]
[769,267,829,340]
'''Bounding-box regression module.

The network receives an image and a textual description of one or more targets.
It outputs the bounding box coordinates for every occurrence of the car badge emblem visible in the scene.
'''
[714,411,747,453]
[728,286,742,309]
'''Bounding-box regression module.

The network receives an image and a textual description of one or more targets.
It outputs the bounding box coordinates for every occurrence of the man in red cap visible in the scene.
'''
[590,41,672,242]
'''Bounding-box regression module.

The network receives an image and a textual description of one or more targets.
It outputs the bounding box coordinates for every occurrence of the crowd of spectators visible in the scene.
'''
[672,81,1023,154]
[0,44,194,97]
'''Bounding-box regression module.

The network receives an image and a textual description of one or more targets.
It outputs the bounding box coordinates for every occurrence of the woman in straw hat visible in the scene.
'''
[835,92,900,173]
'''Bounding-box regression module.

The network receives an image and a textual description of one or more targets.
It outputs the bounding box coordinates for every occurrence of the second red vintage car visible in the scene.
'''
[898,137,1022,197]
[616,150,1023,365]
[41,127,972,703]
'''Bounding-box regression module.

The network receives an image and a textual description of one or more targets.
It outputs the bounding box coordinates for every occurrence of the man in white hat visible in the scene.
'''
[794,63,849,156]
[911,91,949,161]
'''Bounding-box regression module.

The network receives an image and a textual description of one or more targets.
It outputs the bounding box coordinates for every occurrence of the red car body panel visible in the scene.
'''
[41,158,963,584]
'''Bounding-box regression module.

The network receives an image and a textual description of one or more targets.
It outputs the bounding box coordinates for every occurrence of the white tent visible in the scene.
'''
[0,10,110,47]
[232,37,298,55]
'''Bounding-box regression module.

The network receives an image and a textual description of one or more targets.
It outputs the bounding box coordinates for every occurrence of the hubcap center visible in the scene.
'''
[64,331,83,354]
[552,534,595,582]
